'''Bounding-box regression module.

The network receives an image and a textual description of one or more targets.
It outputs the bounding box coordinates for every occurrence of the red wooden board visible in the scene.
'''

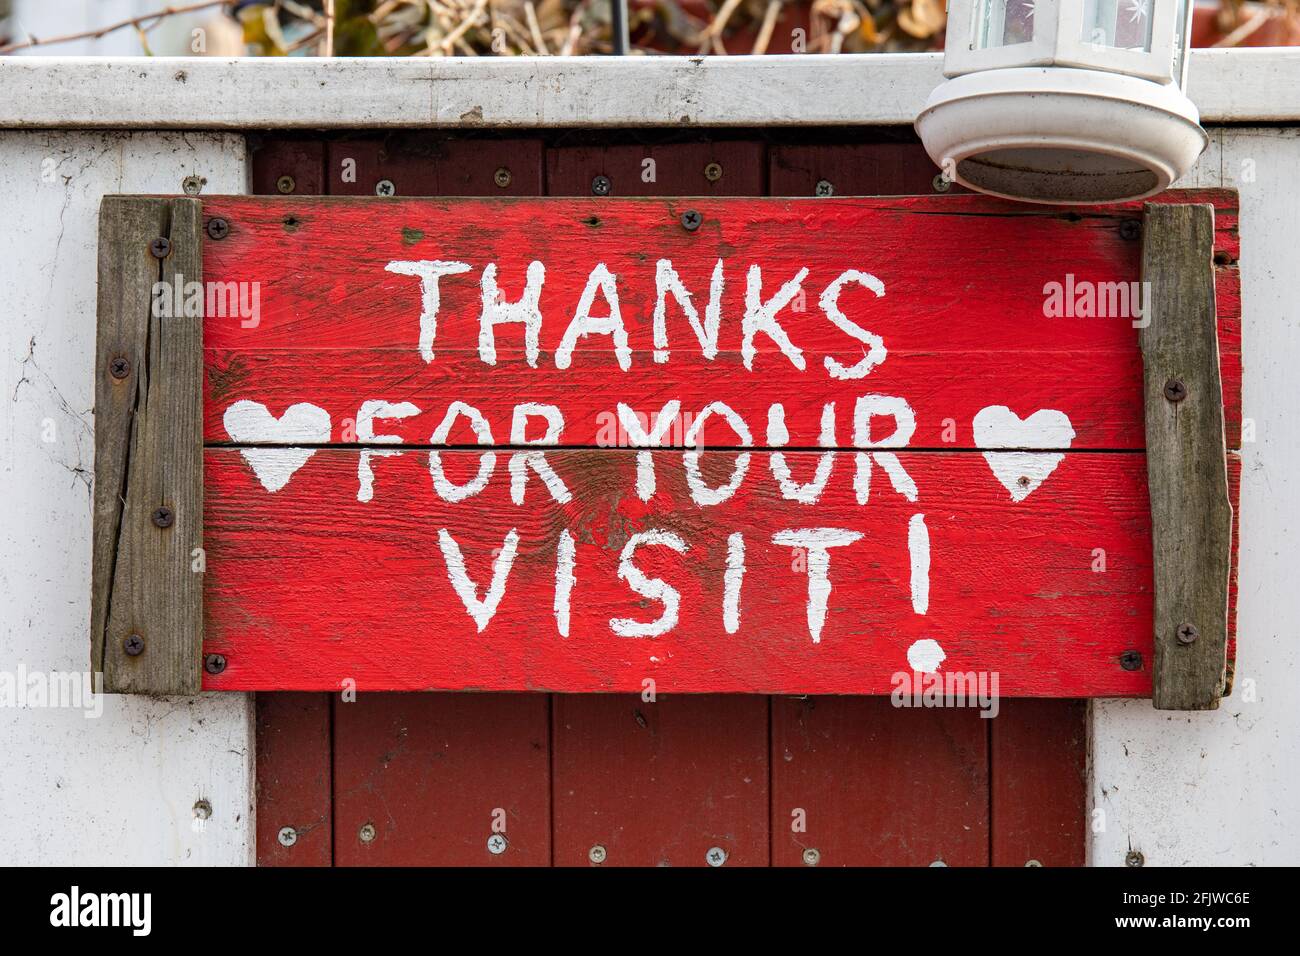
[771,696,989,866]
[332,692,551,866]
[200,193,1240,698]
[552,694,769,866]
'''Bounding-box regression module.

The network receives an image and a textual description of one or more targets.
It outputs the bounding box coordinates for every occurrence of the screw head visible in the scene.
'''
[276,175,296,195]
[109,356,131,380]
[359,822,377,843]
[704,161,723,183]
[802,847,821,866]
[1025,859,1043,867]
[1164,378,1188,403]
[375,179,396,197]
[1119,219,1142,241]
[182,175,206,196]
[680,210,702,232]
[814,179,835,198]
[1120,649,1143,671]
[193,799,212,821]
[204,653,227,675]
[493,167,512,189]
[123,634,145,657]
[591,175,612,197]
[929,859,948,867]
[151,506,174,529]
[149,237,171,259]
[588,844,607,864]
[487,834,508,855]
[277,826,298,847]
[206,217,230,240]
[1125,850,1145,867]
[932,173,952,193]
[1177,623,1200,645]
[706,846,728,867]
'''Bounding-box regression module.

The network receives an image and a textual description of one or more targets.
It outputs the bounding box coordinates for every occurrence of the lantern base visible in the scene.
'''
[915,68,1209,205]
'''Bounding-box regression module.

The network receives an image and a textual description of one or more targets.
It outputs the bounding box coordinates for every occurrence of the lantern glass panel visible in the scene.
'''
[1080,0,1156,51]
[974,0,1037,49]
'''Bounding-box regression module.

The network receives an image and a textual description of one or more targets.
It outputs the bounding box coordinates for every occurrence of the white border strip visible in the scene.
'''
[1,50,1297,129]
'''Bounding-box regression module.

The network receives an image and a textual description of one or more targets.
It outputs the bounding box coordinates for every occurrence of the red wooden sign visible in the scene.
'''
[198,194,1240,696]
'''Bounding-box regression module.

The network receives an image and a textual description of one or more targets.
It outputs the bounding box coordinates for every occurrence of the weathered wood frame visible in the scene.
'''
[90,196,1234,706]
[1140,202,1233,710]
[92,196,204,695]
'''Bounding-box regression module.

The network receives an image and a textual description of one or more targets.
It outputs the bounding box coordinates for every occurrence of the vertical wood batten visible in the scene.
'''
[92,196,204,694]
[1141,203,1232,711]
[248,143,335,866]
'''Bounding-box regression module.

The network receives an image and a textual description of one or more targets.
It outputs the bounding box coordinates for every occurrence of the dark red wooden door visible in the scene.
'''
[251,132,1086,867]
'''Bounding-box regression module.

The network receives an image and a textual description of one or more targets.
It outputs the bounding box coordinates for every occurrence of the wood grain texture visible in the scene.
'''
[1141,203,1232,710]
[771,696,989,866]
[326,137,544,197]
[990,698,1087,867]
[93,196,204,694]
[204,447,1157,696]
[332,692,551,866]
[199,192,1241,451]
[552,694,769,866]
[255,692,332,866]
[769,142,961,197]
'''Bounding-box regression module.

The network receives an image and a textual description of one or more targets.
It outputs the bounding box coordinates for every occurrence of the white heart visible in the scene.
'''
[973,405,1075,502]
[223,400,331,493]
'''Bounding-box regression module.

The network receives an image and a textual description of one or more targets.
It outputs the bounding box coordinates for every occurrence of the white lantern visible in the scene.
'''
[916,0,1207,204]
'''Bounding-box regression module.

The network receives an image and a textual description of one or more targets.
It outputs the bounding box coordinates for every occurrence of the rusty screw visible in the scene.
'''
[591,175,612,197]
[1164,378,1188,403]
[204,653,227,675]
[1120,649,1143,671]
[123,634,145,657]
[109,356,131,380]
[276,175,296,195]
[1119,219,1142,241]
[704,161,723,183]
[151,506,174,529]
[206,217,230,240]
[681,210,702,232]
[815,179,835,198]
[1177,623,1200,645]
[494,167,512,189]
[1125,850,1145,867]
[149,236,171,259]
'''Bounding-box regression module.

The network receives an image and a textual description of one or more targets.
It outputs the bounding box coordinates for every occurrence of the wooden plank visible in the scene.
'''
[771,697,989,866]
[545,141,766,197]
[250,138,326,197]
[326,136,544,197]
[203,448,1159,697]
[552,694,769,866]
[1141,203,1232,711]
[990,699,1087,867]
[199,193,1241,452]
[332,692,551,866]
[255,692,332,866]
[546,139,772,872]
[92,196,204,694]
[769,142,960,197]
